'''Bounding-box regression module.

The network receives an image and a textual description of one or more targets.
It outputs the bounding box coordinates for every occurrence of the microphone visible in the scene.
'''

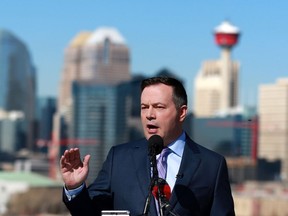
[148,134,164,156]
[142,135,164,216]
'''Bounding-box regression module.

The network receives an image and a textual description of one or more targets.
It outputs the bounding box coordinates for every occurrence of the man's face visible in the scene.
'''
[141,83,187,146]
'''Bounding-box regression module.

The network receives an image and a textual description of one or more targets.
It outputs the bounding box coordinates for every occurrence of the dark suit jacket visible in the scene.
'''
[64,134,235,216]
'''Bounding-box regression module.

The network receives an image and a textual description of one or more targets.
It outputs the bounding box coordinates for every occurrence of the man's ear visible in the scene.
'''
[179,105,188,122]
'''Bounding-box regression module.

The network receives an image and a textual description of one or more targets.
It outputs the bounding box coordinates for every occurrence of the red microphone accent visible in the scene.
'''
[152,178,171,200]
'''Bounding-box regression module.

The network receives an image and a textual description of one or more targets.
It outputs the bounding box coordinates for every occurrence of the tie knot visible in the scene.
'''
[160,147,171,157]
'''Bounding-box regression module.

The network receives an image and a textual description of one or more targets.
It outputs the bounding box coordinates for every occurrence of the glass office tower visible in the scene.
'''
[0,29,36,151]
[52,27,131,180]
[72,81,130,183]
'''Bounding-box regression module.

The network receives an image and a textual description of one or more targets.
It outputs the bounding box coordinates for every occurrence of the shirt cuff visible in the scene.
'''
[64,183,85,201]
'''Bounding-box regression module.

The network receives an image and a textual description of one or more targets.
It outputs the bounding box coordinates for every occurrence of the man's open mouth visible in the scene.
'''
[147,124,158,129]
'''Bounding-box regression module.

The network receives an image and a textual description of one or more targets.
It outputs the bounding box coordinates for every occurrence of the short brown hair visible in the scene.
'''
[141,76,187,109]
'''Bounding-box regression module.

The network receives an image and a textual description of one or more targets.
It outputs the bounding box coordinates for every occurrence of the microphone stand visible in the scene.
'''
[142,153,160,216]
[156,178,164,216]
[158,191,179,216]
[142,155,180,216]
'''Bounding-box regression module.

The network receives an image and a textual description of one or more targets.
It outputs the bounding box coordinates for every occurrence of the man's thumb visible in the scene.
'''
[83,155,91,167]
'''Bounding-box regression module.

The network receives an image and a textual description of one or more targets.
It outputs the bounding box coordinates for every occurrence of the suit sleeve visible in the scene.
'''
[63,148,115,216]
[210,157,235,216]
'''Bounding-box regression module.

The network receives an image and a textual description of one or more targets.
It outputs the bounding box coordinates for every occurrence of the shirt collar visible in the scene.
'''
[167,131,186,157]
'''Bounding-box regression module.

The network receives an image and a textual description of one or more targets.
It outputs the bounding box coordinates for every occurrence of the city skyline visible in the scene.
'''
[0,1,288,109]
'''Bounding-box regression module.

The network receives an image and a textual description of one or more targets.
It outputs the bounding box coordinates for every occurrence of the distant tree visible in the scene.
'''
[4,187,68,215]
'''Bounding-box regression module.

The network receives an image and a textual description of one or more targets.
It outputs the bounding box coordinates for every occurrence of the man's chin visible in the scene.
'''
[145,133,159,140]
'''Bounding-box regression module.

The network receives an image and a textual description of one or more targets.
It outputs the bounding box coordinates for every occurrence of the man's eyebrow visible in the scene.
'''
[141,102,165,106]
[140,103,149,106]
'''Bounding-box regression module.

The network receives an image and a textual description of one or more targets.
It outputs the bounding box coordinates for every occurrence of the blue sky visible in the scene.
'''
[0,1,288,109]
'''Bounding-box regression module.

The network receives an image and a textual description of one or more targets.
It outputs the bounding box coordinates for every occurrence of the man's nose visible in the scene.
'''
[146,107,155,120]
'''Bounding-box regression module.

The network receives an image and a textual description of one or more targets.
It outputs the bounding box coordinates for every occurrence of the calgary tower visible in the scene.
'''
[214,20,240,109]
[194,20,241,117]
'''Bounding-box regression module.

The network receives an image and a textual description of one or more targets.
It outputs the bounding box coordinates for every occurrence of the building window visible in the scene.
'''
[103,38,110,65]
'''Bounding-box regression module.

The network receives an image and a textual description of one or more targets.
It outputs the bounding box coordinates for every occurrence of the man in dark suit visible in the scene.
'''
[60,76,235,216]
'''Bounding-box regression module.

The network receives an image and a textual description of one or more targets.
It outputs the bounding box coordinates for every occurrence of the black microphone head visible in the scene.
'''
[148,134,164,156]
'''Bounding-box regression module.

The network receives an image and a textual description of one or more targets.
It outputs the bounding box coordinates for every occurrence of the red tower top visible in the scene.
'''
[214,21,240,48]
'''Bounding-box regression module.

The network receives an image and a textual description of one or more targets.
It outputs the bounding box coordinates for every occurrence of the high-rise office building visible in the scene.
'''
[58,27,130,111]
[57,27,130,136]
[52,27,131,179]
[258,78,288,180]
[58,31,92,110]
[0,110,26,153]
[36,97,56,152]
[193,113,256,157]
[194,21,240,117]
[71,81,130,182]
[80,27,130,83]
[0,30,37,151]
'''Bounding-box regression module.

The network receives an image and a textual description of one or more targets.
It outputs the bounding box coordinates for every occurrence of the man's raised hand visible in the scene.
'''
[60,148,91,189]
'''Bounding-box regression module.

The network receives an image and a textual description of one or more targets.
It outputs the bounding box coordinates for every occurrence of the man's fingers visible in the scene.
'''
[60,150,69,166]
[60,149,74,164]
[66,148,79,162]
[60,148,85,170]
[83,155,91,167]
[60,155,65,168]
[74,148,81,160]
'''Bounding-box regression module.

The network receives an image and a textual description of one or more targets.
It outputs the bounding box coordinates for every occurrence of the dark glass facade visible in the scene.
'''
[71,81,130,183]
[0,30,36,151]
[192,114,255,157]
[36,97,56,152]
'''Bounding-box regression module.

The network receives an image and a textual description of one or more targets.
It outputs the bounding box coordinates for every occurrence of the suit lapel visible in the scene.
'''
[130,137,202,214]
[131,139,159,215]
[132,139,151,197]
[169,136,201,209]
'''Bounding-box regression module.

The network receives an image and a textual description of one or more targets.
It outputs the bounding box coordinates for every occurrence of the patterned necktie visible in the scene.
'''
[157,147,171,179]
